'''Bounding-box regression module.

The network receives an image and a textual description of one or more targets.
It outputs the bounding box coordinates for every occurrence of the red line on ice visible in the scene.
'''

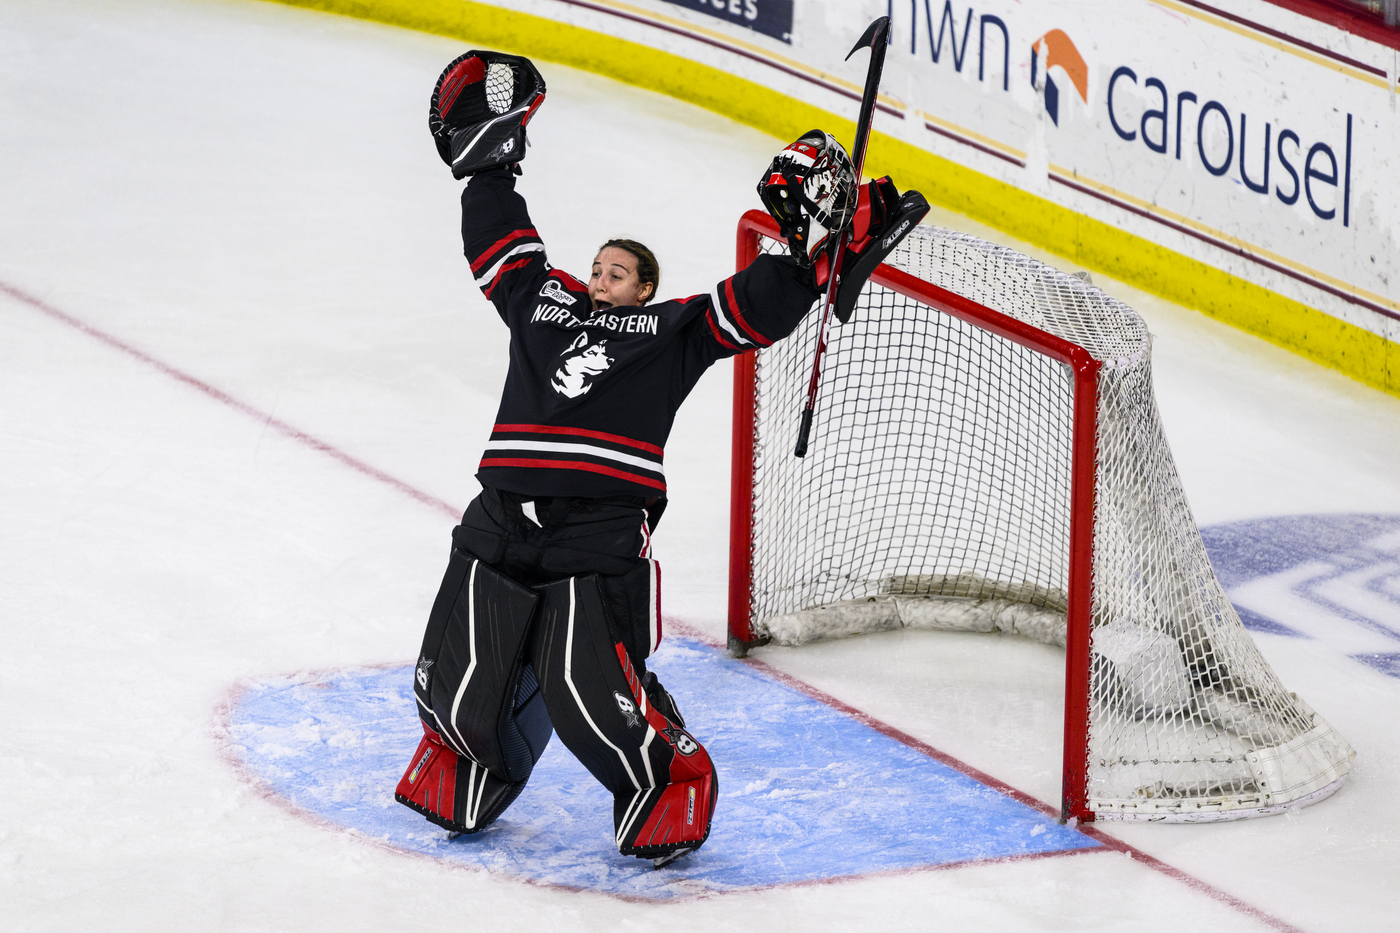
[0,279,462,521]
[669,620,1308,933]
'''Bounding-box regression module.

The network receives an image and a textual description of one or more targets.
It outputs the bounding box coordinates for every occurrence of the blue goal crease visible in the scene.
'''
[227,637,1099,899]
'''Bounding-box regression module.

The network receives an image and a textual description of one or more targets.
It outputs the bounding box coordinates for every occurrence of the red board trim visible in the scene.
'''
[1251,0,1400,53]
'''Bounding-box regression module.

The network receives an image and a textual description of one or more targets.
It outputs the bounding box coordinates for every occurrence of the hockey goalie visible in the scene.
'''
[393,49,927,866]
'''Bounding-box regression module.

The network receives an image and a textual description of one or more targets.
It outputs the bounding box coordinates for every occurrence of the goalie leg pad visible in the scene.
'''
[616,770,718,862]
[415,551,549,782]
[531,575,717,860]
[614,652,716,860]
[394,723,530,835]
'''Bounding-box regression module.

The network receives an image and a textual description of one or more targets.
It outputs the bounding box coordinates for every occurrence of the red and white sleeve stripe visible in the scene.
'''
[469,227,546,295]
[706,275,774,350]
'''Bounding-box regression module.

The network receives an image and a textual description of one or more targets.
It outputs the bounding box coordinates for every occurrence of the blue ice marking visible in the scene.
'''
[1202,514,1400,676]
[1354,653,1400,678]
[227,638,1099,898]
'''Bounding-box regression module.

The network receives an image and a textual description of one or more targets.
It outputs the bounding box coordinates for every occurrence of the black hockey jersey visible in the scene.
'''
[463,168,819,499]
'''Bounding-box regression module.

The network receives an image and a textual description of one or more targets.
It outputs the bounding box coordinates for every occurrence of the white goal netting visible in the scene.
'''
[741,222,1354,821]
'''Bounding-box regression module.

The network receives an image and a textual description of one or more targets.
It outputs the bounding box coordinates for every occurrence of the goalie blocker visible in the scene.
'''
[396,490,716,864]
[819,176,930,324]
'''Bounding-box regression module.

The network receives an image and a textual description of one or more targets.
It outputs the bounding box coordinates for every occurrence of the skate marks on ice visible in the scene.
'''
[220,638,1098,899]
[1203,514,1400,678]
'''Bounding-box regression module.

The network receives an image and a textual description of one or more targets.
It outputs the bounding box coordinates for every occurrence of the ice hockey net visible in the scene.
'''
[728,210,1354,822]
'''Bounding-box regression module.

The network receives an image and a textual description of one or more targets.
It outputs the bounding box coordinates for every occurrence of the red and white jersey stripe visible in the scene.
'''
[480,423,666,493]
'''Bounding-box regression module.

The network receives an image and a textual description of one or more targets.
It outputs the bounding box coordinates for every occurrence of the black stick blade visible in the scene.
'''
[846,15,890,61]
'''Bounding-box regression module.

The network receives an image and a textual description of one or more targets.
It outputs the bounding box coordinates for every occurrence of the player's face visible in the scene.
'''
[590,247,654,311]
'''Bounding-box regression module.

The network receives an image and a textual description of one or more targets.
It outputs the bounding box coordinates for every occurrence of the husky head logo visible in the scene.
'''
[540,279,577,305]
[613,691,641,729]
[552,331,614,399]
[664,726,699,756]
[415,657,434,691]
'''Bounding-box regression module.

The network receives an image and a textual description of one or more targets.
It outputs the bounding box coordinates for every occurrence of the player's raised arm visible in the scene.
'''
[460,170,548,316]
[428,51,551,317]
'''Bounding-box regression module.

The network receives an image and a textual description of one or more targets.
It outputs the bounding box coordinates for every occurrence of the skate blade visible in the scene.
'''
[652,846,696,870]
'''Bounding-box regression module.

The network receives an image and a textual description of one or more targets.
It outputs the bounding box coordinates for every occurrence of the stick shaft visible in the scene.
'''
[793,16,890,458]
[793,248,845,457]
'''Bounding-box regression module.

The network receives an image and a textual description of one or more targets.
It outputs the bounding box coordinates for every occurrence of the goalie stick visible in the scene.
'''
[794,15,891,458]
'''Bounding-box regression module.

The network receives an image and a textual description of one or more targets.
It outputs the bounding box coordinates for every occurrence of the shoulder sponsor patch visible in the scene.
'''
[540,279,578,305]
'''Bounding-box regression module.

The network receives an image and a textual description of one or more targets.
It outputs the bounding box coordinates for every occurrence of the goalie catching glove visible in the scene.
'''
[759,131,929,323]
[430,51,546,179]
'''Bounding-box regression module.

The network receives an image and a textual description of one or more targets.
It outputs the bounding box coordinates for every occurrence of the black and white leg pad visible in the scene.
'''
[395,722,534,835]
[414,549,551,782]
[401,550,553,833]
[531,575,716,861]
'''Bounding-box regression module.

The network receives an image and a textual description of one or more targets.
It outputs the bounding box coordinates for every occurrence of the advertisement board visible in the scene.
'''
[864,0,1396,338]
[273,0,1400,390]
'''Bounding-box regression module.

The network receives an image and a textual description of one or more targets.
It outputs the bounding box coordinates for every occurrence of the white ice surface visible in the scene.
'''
[2,0,1399,930]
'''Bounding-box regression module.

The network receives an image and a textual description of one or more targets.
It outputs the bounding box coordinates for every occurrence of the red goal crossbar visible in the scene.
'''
[728,210,1103,821]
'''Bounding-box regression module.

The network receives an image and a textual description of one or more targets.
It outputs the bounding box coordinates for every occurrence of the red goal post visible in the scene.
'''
[728,209,1099,820]
[726,209,1353,824]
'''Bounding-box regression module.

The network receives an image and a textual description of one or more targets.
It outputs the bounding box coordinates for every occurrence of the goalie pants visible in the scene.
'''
[396,487,717,858]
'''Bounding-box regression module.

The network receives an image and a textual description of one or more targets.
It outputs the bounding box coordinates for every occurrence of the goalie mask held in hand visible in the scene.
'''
[430,51,546,179]
[758,130,857,266]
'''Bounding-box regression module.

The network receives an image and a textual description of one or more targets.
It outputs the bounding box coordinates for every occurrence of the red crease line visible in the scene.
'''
[665,620,1308,933]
